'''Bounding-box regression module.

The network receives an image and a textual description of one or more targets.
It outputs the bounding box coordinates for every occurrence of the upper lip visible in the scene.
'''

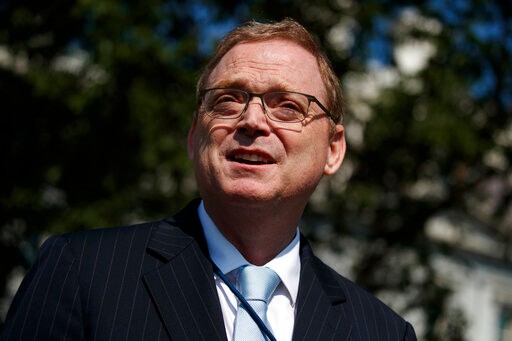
[227,148,276,164]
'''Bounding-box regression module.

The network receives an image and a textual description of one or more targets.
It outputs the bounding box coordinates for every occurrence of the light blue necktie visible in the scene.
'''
[233,265,281,341]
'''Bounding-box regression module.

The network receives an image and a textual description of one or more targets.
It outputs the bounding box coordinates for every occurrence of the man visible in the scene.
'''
[1,18,416,340]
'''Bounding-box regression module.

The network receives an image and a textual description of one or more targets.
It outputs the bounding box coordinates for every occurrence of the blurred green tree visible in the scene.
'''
[0,0,246,322]
[1,0,511,339]
[249,0,510,339]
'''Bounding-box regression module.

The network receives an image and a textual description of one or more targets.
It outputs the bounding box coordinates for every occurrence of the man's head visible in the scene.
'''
[188,18,346,215]
[196,18,344,125]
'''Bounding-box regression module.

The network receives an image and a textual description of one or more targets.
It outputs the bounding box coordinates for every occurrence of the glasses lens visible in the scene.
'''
[203,89,247,119]
[263,92,309,122]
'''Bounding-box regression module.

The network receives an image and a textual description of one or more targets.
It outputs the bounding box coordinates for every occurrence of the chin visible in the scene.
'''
[220,182,279,204]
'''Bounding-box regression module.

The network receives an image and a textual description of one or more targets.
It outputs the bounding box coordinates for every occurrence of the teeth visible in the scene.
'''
[234,153,270,163]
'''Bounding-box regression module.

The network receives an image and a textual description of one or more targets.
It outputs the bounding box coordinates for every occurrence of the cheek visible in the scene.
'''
[287,132,329,171]
[194,122,219,152]
[200,120,234,146]
[289,127,326,154]
[193,125,231,173]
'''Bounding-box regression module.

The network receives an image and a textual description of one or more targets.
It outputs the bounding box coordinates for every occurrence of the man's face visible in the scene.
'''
[188,39,345,208]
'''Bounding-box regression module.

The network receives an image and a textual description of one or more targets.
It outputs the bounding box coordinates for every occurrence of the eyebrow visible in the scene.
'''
[208,79,295,93]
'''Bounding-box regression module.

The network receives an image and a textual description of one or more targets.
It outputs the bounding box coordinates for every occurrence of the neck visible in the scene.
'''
[203,198,303,265]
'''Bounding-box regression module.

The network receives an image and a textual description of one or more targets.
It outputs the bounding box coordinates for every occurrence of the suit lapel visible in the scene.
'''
[141,201,354,340]
[143,200,227,341]
[293,237,352,341]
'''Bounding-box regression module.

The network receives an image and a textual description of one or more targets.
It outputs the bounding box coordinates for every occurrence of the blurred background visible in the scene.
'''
[1,0,511,339]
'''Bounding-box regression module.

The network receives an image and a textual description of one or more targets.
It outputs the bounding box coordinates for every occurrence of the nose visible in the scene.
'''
[235,97,271,136]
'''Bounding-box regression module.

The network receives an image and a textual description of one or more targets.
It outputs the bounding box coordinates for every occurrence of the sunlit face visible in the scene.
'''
[188,39,345,209]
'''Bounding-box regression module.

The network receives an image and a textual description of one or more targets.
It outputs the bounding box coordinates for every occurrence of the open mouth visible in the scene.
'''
[228,152,275,165]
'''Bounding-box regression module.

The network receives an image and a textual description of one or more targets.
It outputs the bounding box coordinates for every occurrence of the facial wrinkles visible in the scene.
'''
[216,73,273,94]
[211,53,303,92]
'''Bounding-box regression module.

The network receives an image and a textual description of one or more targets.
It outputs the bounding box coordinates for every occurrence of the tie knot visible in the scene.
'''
[238,266,280,303]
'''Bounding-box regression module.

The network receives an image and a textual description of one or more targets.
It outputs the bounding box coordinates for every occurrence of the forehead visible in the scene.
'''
[207,39,327,99]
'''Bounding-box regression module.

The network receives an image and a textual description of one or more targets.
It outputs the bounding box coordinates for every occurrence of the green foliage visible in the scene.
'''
[291,0,511,339]
[0,0,205,312]
[1,0,511,339]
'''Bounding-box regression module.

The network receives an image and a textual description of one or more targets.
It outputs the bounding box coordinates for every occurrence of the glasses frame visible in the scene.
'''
[199,87,333,123]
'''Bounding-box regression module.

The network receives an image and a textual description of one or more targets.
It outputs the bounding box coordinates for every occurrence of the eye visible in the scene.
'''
[263,92,309,122]
[266,93,306,112]
[279,100,302,112]
[213,90,245,104]
[203,89,246,118]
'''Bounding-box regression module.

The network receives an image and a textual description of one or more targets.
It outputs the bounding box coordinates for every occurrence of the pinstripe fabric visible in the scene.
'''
[1,199,416,340]
[293,237,416,340]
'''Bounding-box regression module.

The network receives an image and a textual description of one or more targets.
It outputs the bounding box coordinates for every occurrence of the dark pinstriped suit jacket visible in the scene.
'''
[1,199,416,340]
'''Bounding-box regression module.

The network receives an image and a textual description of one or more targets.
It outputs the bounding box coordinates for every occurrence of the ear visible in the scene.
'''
[187,114,198,160]
[323,124,346,175]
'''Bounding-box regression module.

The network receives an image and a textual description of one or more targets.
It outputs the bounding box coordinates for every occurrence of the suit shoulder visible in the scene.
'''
[59,220,159,242]
[311,255,416,339]
[313,256,400,314]
[39,220,162,260]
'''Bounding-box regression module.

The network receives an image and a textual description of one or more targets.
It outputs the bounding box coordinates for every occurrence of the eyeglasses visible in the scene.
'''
[199,88,332,123]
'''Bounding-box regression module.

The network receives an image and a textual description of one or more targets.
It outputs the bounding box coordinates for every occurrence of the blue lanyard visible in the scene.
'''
[211,263,277,341]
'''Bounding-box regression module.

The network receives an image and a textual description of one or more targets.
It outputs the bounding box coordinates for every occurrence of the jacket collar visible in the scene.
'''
[292,236,352,340]
[144,199,352,340]
[146,198,209,261]
[143,199,227,341]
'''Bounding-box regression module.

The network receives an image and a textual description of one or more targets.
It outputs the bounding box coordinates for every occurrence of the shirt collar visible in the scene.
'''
[198,200,300,305]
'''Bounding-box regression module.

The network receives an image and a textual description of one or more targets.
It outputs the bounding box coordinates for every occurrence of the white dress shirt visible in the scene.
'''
[198,201,300,341]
